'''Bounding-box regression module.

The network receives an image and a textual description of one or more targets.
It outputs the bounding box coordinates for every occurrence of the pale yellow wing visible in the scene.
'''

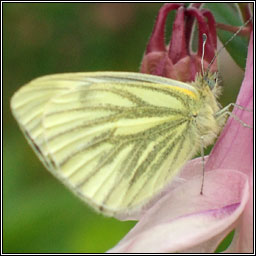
[11,72,200,216]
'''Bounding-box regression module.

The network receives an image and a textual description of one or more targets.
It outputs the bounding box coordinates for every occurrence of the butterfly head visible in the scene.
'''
[192,71,222,101]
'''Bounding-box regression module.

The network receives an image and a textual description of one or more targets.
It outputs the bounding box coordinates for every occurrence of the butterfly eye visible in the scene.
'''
[203,73,217,90]
[207,78,216,90]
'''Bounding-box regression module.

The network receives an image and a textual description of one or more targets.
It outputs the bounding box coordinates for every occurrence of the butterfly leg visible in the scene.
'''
[216,103,252,128]
[200,136,205,195]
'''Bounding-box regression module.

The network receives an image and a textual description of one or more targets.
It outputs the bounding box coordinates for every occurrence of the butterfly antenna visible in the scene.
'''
[201,33,207,76]
[206,16,253,74]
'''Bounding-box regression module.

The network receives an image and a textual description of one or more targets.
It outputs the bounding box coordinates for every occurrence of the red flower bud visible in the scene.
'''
[140,4,218,82]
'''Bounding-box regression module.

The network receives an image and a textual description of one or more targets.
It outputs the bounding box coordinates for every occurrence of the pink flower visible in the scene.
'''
[140,3,218,82]
[108,27,253,255]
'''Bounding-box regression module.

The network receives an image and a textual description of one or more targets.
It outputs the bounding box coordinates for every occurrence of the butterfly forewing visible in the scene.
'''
[11,72,201,215]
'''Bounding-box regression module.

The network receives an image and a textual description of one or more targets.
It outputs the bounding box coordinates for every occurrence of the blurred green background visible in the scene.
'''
[3,3,248,253]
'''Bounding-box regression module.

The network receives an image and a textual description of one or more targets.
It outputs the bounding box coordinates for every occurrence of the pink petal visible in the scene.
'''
[213,32,253,253]
[224,170,253,253]
[145,3,183,53]
[108,160,249,253]
[206,32,253,176]
[168,6,187,63]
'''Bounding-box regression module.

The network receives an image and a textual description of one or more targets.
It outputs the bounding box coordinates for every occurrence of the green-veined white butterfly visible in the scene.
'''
[11,71,228,216]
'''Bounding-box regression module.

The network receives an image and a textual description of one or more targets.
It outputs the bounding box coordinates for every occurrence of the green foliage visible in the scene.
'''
[215,230,235,252]
[205,3,250,69]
